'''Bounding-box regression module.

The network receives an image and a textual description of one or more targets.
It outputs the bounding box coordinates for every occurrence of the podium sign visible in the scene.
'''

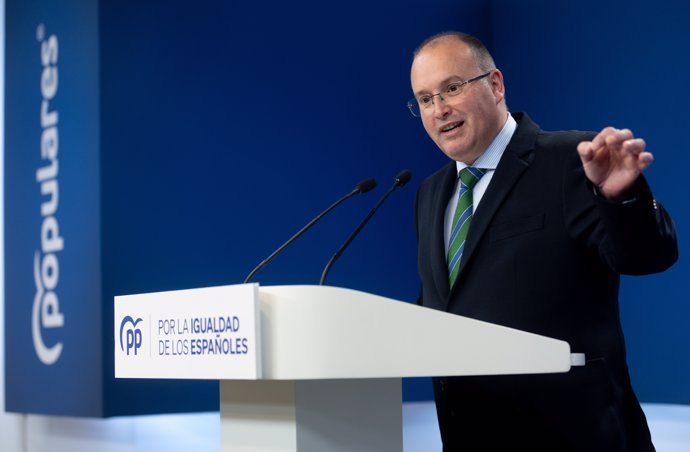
[114,284,260,379]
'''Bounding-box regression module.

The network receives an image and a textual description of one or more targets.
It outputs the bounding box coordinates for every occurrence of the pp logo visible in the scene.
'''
[119,316,143,356]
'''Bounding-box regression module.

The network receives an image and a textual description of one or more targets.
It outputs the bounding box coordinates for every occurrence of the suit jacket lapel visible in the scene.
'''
[430,162,458,301]
[447,113,541,302]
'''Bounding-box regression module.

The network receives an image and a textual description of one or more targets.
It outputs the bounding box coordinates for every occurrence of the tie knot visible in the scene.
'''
[458,167,486,190]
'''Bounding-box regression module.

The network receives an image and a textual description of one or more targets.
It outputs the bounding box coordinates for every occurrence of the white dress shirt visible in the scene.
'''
[444,113,517,253]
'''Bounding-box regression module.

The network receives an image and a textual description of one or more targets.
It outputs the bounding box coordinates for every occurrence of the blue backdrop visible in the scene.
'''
[5,0,689,417]
[491,0,690,404]
[96,0,491,411]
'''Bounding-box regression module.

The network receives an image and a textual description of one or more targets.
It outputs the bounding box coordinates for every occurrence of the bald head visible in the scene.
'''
[414,32,496,74]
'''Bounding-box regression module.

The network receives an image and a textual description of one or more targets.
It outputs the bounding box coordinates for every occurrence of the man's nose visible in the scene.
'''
[432,94,450,117]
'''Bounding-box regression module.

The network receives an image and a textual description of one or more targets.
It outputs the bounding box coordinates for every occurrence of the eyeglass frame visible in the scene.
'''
[407,71,492,117]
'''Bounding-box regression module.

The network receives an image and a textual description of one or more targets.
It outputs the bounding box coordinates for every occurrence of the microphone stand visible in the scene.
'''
[244,178,376,284]
[320,170,411,286]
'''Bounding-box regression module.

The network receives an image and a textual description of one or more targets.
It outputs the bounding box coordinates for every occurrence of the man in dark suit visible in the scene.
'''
[410,32,678,451]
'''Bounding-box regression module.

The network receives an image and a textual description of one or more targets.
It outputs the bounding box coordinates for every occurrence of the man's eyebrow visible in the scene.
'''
[414,75,464,96]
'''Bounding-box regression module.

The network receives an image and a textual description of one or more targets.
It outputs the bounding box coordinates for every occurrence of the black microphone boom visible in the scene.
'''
[319,169,412,285]
[243,178,376,284]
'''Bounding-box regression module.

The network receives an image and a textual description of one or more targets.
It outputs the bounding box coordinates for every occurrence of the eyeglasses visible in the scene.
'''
[407,72,492,117]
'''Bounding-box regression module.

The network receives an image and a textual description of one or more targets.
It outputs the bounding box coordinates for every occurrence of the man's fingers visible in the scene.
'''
[580,129,650,170]
[622,137,647,155]
[638,151,654,170]
[577,141,594,162]
[604,128,634,148]
[591,126,619,150]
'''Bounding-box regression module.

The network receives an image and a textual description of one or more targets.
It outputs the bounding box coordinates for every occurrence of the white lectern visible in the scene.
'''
[114,284,581,452]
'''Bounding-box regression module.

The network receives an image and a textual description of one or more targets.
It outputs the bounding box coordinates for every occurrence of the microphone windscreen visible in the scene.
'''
[356,178,377,194]
[394,170,412,187]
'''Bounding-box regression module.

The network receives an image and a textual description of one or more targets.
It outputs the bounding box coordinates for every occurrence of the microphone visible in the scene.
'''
[244,178,376,284]
[319,169,412,285]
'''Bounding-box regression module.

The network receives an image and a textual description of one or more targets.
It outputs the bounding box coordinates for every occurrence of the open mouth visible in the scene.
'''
[440,121,464,133]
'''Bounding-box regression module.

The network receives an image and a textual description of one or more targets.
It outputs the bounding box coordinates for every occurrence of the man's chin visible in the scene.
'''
[440,146,476,164]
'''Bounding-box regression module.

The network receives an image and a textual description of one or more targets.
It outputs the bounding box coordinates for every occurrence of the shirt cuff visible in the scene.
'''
[590,183,638,204]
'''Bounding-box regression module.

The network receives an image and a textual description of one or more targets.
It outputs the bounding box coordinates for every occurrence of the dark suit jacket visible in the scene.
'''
[415,113,678,452]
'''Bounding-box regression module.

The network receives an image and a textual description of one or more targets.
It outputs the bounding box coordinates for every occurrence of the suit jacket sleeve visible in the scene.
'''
[562,149,678,275]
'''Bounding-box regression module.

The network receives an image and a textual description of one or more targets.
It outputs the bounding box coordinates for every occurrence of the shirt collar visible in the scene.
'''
[456,113,517,173]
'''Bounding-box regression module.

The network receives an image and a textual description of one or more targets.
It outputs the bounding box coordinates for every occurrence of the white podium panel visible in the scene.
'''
[220,379,401,452]
[258,285,572,379]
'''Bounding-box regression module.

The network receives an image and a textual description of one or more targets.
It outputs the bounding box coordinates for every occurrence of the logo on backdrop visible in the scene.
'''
[32,24,65,366]
[120,316,144,356]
